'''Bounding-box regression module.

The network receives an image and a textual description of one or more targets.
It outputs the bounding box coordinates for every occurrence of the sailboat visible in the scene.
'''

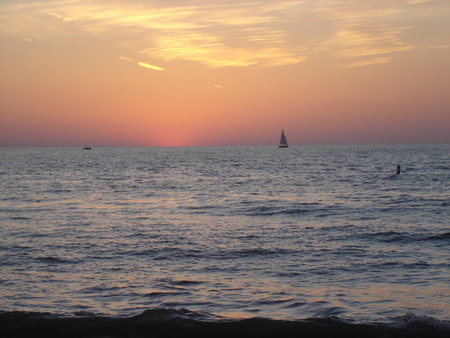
[279,129,288,148]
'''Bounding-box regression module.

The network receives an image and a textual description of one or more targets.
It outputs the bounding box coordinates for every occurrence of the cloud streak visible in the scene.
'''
[344,57,392,69]
[137,62,165,71]
[120,56,165,71]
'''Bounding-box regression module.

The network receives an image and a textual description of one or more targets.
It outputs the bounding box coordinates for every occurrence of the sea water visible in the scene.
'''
[1,146,449,335]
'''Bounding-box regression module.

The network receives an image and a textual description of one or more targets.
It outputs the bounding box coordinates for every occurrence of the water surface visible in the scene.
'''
[1,145,449,328]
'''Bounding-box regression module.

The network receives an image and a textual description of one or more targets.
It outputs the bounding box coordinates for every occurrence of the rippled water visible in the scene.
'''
[1,145,449,324]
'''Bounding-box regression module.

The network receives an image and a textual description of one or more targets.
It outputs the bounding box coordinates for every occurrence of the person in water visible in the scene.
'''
[396,165,401,175]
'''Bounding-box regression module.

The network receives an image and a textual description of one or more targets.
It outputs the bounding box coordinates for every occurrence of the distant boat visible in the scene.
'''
[82,146,92,150]
[279,129,288,148]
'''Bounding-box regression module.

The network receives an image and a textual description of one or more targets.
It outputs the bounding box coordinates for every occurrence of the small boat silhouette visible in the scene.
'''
[279,129,288,148]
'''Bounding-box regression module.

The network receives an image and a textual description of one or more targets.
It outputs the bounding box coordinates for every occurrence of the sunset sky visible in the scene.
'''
[1,0,449,147]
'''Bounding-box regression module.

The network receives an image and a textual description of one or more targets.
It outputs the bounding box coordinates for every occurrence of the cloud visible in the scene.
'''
[424,44,449,49]
[137,61,165,71]
[0,0,308,68]
[1,0,448,68]
[319,26,414,58]
[120,56,165,71]
[344,57,392,68]
[119,56,133,62]
[312,0,419,66]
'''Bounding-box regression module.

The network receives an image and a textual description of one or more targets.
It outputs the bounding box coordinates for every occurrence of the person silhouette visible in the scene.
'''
[396,165,401,175]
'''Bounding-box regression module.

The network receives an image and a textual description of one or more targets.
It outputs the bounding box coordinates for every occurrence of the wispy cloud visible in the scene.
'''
[344,57,392,68]
[137,61,165,71]
[1,0,448,68]
[0,1,308,68]
[313,0,417,67]
[119,56,133,63]
[120,56,165,71]
[318,25,413,57]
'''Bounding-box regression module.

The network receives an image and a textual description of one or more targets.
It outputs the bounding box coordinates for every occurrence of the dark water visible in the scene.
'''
[1,146,449,337]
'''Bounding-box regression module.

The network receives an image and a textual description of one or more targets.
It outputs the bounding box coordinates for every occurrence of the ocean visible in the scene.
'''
[1,145,449,337]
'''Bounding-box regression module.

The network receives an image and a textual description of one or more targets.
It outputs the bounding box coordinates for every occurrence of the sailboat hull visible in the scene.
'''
[279,145,288,148]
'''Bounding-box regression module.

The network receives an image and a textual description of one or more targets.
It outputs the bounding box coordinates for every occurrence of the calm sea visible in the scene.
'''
[1,145,449,337]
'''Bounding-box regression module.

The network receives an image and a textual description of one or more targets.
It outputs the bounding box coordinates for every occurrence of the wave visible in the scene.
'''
[123,246,294,261]
[362,231,408,243]
[36,256,80,264]
[425,232,450,241]
[363,231,450,243]
[244,204,332,217]
[0,309,449,338]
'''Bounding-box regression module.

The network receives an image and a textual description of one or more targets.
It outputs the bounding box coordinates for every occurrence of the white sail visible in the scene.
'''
[279,129,288,148]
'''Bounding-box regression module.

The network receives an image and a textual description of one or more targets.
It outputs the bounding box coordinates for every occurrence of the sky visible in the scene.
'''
[1,0,449,147]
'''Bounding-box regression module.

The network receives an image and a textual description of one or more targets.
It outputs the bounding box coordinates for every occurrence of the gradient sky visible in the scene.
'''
[1,0,449,146]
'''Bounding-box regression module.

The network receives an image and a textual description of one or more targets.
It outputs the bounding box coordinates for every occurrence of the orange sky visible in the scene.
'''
[1,0,449,146]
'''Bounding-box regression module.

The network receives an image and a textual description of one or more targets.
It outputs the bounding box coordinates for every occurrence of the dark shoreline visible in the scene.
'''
[1,309,449,338]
